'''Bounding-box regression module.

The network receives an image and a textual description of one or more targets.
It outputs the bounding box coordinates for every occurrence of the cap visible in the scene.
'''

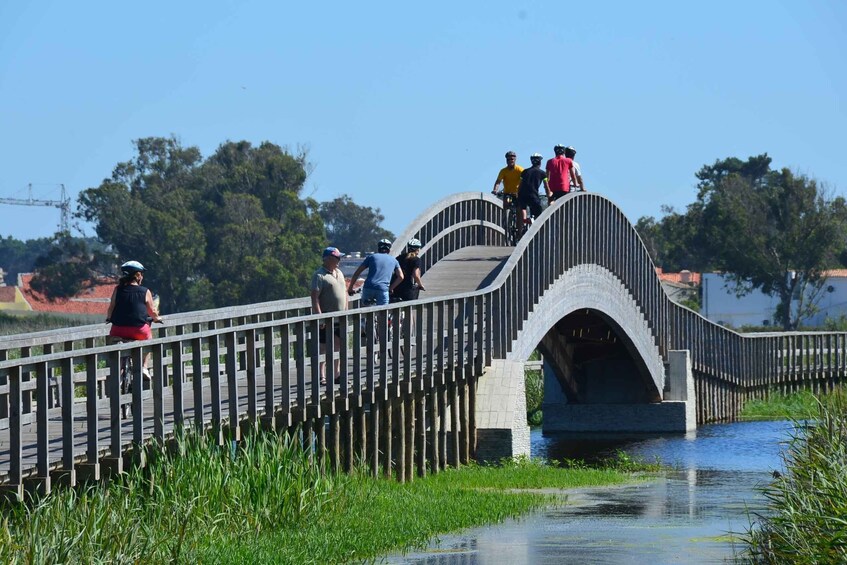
[322,247,343,258]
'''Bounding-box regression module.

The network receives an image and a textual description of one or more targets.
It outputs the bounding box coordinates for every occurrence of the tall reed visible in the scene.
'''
[741,391,847,563]
[0,429,335,563]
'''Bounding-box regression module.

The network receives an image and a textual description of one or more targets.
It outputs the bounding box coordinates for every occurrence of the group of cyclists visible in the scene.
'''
[493,144,585,237]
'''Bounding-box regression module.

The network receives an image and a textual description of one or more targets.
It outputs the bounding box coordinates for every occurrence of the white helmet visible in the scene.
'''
[120,260,145,274]
[407,238,422,249]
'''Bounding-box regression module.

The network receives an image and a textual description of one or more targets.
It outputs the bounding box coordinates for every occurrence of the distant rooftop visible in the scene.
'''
[17,273,113,317]
[655,267,701,286]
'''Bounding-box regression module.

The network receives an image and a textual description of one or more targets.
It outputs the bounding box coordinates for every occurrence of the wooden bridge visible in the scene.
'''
[1,191,845,500]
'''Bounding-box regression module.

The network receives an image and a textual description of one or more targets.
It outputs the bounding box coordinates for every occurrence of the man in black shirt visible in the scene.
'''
[517,153,550,232]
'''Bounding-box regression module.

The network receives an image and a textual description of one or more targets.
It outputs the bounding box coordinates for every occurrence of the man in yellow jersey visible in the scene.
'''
[492,151,523,196]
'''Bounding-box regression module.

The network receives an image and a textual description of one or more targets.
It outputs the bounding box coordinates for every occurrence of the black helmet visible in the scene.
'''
[553,144,566,156]
[564,146,576,158]
[120,260,145,275]
[377,238,392,252]
[505,151,516,159]
[530,153,542,165]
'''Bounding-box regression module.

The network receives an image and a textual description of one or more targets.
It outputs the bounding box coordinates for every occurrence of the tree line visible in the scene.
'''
[636,153,847,330]
[5,145,843,330]
[1,137,392,314]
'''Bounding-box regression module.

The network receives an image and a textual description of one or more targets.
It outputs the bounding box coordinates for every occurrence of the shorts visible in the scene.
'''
[550,190,570,202]
[517,189,544,218]
[318,325,342,344]
[109,324,152,341]
[362,286,389,306]
[392,287,419,302]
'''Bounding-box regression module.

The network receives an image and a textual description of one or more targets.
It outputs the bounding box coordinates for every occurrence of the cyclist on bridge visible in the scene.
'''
[565,146,585,192]
[106,260,162,377]
[348,238,404,306]
[491,150,523,197]
[393,238,426,302]
[546,144,578,203]
[517,153,550,232]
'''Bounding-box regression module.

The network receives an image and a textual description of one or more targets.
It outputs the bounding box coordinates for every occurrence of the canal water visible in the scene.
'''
[383,420,793,564]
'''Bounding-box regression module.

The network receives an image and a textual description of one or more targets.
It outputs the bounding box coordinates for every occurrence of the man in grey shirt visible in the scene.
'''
[311,246,347,384]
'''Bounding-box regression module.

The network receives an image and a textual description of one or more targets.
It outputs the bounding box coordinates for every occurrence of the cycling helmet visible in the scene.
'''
[120,260,145,274]
[505,151,516,159]
[407,238,422,249]
[530,153,543,165]
[564,146,576,158]
[377,238,392,252]
[553,144,566,156]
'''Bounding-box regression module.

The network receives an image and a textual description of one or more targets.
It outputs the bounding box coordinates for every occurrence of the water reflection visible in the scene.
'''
[382,420,793,564]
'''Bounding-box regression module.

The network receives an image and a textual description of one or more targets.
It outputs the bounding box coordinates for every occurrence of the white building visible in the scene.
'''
[701,270,847,328]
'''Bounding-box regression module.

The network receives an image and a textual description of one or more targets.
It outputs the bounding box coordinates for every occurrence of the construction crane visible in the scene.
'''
[0,183,71,234]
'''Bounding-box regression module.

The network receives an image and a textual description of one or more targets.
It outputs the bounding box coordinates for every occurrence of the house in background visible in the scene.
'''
[701,270,847,328]
[1,273,114,323]
[655,267,700,307]
[0,285,31,314]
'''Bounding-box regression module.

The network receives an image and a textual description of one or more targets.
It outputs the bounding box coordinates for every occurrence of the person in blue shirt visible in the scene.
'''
[347,238,404,305]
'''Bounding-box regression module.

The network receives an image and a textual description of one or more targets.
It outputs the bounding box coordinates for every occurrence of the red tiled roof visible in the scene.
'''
[18,273,114,316]
[655,267,701,286]
[0,286,17,302]
[822,269,847,278]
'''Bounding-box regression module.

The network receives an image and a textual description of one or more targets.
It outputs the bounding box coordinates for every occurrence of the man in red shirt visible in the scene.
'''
[545,144,579,203]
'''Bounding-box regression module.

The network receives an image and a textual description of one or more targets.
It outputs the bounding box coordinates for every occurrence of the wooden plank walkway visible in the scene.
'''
[0,246,511,485]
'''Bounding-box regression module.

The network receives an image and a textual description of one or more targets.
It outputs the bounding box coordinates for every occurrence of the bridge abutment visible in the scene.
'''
[474,360,531,462]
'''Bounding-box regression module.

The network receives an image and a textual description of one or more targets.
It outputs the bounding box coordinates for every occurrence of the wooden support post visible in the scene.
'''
[450,383,460,468]
[315,417,326,467]
[416,393,427,478]
[382,399,393,478]
[0,366,23,502]
[342,410,354,473]
[357,405,367,467]
[468,376,477,460]
[438,387,448,470]
[370,401,380,478]
[397,397,406,483]
[329,413,341,474]
[429,388,440,474]
[404,395,415,483]
[459,381,469,465]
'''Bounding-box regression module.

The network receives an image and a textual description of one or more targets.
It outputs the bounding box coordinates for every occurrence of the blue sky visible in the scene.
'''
[1,1,844,243]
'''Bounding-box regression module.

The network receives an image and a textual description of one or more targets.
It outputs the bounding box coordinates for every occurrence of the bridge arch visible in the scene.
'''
[509,264,665,401]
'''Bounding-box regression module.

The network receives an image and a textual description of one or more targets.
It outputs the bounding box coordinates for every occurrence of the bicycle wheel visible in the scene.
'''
[120,356,133,419]
[505,206,516,245]
[510,206,521,245]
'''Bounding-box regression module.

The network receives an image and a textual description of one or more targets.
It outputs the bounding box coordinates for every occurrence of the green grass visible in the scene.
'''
[740,387,844,421]
[0,311,89,336]
[0,429,658,564]
[739,394,847,563]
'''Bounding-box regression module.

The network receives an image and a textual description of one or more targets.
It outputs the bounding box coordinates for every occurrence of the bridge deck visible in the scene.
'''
[0,246,512,485]
[423,246,512,296]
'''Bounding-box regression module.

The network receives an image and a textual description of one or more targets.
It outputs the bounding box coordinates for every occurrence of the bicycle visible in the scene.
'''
[105,336,143,419]
[106,318,163,419]
[494,190,521,245]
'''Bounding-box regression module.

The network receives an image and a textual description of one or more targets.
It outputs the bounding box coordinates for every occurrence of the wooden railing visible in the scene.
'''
[1,191,845,495]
